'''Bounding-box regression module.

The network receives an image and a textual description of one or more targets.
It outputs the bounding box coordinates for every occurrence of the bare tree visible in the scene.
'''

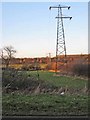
[1,46,16,68]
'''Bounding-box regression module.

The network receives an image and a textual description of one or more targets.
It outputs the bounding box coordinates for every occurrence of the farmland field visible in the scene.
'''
[2,70,89,116]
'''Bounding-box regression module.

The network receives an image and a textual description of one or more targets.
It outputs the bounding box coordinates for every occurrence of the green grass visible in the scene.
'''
[26,71,88,89]
[3,93,88,116]
[2,70,89,116]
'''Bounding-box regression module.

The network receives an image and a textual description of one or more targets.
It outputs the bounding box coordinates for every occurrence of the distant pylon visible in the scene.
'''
[46,53,51,63]
[49,4,72,73]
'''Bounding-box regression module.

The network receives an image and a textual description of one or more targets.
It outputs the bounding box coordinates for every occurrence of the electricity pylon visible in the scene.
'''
[49,4,72,73]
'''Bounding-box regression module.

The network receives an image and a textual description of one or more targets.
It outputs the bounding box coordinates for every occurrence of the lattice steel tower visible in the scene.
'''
[49,4,72,73]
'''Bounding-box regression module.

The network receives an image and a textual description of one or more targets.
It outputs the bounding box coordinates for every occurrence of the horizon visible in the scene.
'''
[14,53,88,59]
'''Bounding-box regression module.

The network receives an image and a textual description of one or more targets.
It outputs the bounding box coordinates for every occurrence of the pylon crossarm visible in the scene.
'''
[56,17,72,20]
[49,6,60,9]
[59,6,71,9]
[49,6,71,10]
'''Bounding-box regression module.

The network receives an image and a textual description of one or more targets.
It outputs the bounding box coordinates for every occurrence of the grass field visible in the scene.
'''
[2,70,89,116]
[26,71,88,89]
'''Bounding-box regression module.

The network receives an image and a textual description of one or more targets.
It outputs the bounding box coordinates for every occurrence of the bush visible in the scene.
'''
[21,64,41,71]
[71,59,88,77]
[2,69,56,93]
[2,69,39,90]
[21,64,33,71]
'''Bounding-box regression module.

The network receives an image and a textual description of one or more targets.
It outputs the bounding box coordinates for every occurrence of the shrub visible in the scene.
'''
[2,69,37,88]
[2,69,54,93]
[21,64,41,71]
[71,59,88,77]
